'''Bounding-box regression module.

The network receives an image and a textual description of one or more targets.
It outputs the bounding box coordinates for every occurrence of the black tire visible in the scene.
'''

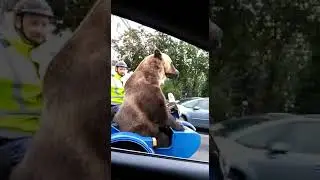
[228,169,245,180]
[111,141,149,153]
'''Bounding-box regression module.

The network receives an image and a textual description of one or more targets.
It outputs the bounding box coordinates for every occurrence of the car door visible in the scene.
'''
[190,99,209,129]
[247,121,320,180]
[179,99,201,125]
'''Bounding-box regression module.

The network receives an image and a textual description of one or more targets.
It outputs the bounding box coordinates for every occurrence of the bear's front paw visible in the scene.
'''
[172,122,185,131]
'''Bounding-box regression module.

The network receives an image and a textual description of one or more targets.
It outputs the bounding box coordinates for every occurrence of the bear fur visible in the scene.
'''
[9,0,110,180]
[113,49,184,148]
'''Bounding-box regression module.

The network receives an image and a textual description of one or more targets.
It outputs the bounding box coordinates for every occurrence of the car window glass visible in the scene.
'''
[277,122,320,154]
[111,15,209,162]
[235,123,287,149]
[182,100,200,108]
[178,98,198,104]
[197,99,209,110]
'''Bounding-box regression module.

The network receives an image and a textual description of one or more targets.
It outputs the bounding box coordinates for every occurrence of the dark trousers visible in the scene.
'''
[111,104,120,113]
[0,137,31,180]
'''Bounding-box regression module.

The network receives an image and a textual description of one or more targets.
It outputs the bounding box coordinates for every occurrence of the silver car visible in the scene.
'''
[177,97,209,130]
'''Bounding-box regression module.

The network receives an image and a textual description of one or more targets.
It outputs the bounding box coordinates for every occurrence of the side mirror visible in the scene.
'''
[268,142,289,155]
[168,93,176,103]
[193,106,200,110]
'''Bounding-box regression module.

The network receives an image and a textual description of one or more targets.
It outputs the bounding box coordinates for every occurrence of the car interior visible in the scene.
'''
[111,0,211,179]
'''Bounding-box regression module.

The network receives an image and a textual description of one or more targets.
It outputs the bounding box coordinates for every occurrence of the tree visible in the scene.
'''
[210,0,318,121]
[0,0,94,34]
[112,27,209,99]
[45,0,96,33]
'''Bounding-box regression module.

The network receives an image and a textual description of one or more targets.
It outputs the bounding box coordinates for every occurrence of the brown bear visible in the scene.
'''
[113,49,184,148]
[9,0,110,180]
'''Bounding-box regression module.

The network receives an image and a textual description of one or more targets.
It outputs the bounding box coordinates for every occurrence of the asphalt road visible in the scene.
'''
[190,132,209,162]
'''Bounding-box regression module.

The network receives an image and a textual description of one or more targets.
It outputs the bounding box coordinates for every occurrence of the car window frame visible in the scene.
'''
[111,147,209,179]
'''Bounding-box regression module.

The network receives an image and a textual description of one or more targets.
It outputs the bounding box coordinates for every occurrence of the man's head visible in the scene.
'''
[115,61,128,77]
[13,0,54,47]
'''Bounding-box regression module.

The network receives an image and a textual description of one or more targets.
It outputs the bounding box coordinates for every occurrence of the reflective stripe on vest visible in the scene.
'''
[111,74,125,104]
[0,114,40,135]
[0,37,42,137]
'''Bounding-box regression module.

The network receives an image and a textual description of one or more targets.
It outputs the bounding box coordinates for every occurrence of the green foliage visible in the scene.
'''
[211,0,319,121]
[47,0,96,32]
[112,27,209,99]
[43,0,320,122]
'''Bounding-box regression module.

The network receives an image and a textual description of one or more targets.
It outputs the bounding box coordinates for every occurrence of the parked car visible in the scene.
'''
[177,97,209,130]
[213,116,320,180]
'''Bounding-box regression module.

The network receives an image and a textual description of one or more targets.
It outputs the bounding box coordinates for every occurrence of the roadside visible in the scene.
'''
[190,132,209,162]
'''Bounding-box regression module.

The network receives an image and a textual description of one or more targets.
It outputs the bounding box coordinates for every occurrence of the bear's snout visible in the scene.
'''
[165,63,179,79]
[165,69,179,79]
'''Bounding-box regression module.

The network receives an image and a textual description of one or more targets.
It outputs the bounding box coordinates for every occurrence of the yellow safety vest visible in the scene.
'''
[0,36,43,138]
[111,73,125,105]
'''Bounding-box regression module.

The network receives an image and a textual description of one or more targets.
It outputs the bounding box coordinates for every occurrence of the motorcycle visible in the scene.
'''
[111,93,201,158]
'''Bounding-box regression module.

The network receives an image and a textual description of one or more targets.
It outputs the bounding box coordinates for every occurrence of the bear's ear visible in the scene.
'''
[154,49,162,59]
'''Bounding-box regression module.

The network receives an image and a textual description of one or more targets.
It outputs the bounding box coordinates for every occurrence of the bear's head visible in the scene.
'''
[153,49,179,79]
[135,49,179,85]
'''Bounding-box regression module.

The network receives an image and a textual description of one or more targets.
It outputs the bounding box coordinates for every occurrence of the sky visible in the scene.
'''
[110,15,186,61]
[1,12,191,63]
[111,15,156,61]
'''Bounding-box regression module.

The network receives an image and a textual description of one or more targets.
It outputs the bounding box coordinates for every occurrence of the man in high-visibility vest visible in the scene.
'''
[0,0,54,179]
[111,61,128,104]
[111,61,128,119]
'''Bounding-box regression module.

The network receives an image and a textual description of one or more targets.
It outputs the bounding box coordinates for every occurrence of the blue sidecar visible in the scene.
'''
[111,104,201,159]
